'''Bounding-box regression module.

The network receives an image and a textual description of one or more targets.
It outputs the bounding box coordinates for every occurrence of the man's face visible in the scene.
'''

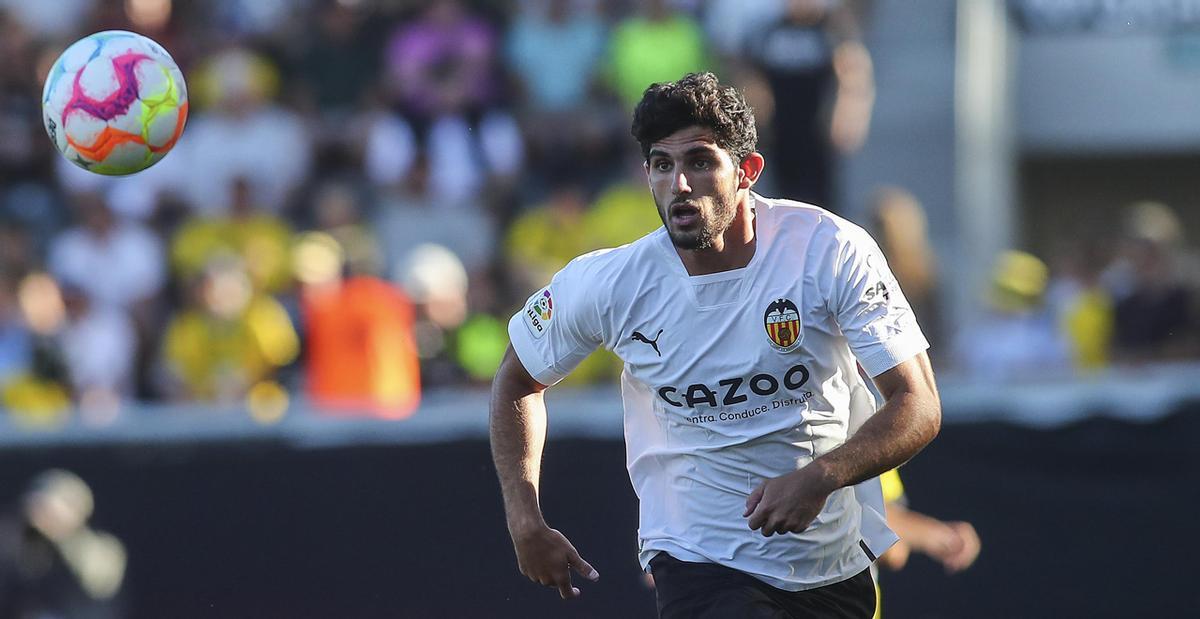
[646,126,742,250]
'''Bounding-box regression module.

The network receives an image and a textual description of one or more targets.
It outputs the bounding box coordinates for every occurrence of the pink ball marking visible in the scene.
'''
[61,52,151,126]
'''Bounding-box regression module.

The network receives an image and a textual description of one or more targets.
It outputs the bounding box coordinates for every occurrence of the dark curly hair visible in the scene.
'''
[631,72,758,163]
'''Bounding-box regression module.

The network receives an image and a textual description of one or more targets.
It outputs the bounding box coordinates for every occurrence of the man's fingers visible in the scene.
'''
[747,498,771,530]
[948,522,981,571]
[556,575,580,599]
[743,485,765,517]
[570,553,599,581]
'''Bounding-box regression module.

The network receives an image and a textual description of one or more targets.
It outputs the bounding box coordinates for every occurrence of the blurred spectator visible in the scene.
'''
[607,0,710,109]
[1047,241,1114,372]
[0,469,126,619]
[209,0,307,40]
[59,284,137,416]
[185,47,312,214]
[748,0,873,209]
[0,0,94,40]
[505,161,660,291]
[505,182,592,290]
[1104,201,1198,362]
[361,108,419,194]
[170,177,294,295]
[309,180,383,278]
[869,186,942,349]
[385,0,499,122]
[452,312,509,383]
[506,0,614,185]
[395,243,471,386]
[382,0,522,204]
[507,0,606,113]
[291,0,381,115]
[3,270,137,418]
[701,0,785,60]
[0,271,31,388]
[0,220,36,282]
[954,251,1070,381]
[0,11,46,184]
[47,191,165,317]
[159,257,298,403]
[4,273,71,425]
[373,154,498,281]
[295,232,420,418]
[583,156,666,249]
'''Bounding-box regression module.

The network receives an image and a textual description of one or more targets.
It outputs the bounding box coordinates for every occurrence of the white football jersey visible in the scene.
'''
[508,194,929,591]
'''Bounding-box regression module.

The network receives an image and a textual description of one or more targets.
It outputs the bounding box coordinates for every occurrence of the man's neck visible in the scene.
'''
[676,195,757,276]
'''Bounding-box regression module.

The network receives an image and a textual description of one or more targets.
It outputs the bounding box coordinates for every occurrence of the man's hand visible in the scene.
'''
[511,525,599,599]
[743,465,836,536]
[922,520,981,574]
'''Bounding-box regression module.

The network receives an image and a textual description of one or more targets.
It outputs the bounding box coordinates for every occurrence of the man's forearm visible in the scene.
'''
[490,373,550,535]
[811,370,940,491]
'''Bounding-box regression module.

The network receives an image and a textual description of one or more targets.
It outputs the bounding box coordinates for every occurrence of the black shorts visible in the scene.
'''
[649,553,876,619]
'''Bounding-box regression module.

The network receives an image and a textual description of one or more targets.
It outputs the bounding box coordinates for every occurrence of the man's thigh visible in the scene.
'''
[650,554,790,619]
[764,567,876,619]
[649,553,876,619]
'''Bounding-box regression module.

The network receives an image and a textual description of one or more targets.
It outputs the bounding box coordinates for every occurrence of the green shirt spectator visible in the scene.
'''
[607,6,709,109]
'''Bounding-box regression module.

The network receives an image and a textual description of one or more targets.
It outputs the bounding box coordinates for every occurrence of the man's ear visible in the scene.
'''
[738,152,765,189]
[644,160,652,187]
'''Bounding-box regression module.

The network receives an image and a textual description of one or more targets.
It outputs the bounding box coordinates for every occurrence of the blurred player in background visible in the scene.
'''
[872,468,980,618]
[0,470,126,619]
[490,72,941,617]
[877,469,980,575]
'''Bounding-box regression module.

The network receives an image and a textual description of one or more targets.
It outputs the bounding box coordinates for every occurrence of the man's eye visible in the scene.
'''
[655,161,672,172]
[694,160,711,170]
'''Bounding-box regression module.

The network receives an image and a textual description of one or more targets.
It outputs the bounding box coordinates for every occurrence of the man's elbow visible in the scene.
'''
[490,346,548,405]
[920,392,942,446]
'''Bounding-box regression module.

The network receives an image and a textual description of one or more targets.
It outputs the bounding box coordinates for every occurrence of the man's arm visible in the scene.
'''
[879,501,981,573]
[745,352,941,535]
[490,346,598,599]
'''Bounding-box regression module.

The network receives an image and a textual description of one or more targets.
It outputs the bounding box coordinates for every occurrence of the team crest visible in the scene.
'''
[763,298,802,352]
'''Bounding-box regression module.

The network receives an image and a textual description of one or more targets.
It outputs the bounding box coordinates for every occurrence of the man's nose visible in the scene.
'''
[672,171,691,195]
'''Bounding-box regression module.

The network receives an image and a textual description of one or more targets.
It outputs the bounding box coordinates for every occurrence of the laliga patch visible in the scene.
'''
[523,287,554,339]
[764,298,803,352]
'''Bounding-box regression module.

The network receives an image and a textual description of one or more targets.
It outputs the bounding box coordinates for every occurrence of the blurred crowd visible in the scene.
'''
[0,0,1196,426]
[870,188,1200,382]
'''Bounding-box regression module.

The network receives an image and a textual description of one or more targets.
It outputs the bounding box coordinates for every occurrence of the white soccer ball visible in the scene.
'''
[42,30,188,176]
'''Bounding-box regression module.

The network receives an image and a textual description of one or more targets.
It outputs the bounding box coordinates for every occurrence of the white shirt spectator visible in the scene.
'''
[181,106,312,214]
[48,222,165,310]
[60,304,137,397]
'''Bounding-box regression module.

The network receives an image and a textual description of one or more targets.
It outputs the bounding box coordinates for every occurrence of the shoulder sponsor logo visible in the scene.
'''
[523,288,553,338]
[863,254,893,308]
[764,298,802,352]
[863,281,889,306]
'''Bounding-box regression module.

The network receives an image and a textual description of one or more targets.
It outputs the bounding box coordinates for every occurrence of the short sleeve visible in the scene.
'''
[827,225,929,377]
[507,259,605,386]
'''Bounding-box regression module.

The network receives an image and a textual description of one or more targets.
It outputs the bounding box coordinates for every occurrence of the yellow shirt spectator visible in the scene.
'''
[171,214,294,295]
[163,295,298,401]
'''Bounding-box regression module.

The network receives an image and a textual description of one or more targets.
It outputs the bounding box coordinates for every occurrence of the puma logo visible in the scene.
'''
[631,329,663,357]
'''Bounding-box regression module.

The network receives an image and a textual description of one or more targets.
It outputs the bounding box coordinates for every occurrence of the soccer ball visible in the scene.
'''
[42,31,188,176]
